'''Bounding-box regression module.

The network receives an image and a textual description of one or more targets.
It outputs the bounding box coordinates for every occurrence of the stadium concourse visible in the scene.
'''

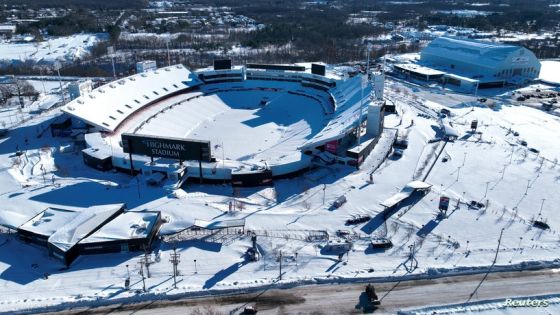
[62,62,386,186]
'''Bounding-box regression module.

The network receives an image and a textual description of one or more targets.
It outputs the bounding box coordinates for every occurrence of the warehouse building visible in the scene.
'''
[420,36,541,87]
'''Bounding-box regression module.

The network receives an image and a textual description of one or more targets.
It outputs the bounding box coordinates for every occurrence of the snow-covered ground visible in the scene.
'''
[539,60,560,85]
[0,79,65,129]
[0,34,102,65]
[1,76,560,313]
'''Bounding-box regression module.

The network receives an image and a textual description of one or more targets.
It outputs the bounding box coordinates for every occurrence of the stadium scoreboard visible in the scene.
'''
[122,133,211,162]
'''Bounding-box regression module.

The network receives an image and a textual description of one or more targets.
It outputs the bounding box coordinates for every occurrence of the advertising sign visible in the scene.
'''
[121,133,211,162]
[214,59,232,70]
[471,120,478,130]
[325,140,338,153]
[439,196,450,211]
[311,63,326,76]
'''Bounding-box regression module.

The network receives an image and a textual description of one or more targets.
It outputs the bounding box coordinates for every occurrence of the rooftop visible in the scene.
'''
[394,63,446,76]
[48,204,125,252]
[19,208,79,237]
[61,64,202,132]
[80,211,160,243]
[421,36,527,69]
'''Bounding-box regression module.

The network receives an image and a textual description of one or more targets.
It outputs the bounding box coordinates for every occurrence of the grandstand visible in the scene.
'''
[61,65,202,132]
[63,62,384,186]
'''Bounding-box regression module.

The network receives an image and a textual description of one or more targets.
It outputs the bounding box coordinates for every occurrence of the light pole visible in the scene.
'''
[53,61,66,104]
[221,141,225,184]
[538,199,545,218]
[108,46,116,79]
[166,39,171,66]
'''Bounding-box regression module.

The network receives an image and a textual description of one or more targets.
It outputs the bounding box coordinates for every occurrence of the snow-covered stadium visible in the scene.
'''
[61,62,385,186]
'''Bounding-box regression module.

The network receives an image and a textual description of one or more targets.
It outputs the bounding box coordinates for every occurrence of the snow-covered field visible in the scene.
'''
[0,34,102,65]
[1,75,560,313]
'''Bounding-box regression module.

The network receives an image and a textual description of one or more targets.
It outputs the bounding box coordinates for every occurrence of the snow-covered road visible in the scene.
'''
[48,268,560,315]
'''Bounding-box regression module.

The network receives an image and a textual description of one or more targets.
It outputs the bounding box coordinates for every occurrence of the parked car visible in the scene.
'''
[333,195,347,209]
[243,305,258,314]
[393,148,404,157]
[345,215,371,225]
[370,237,393,249]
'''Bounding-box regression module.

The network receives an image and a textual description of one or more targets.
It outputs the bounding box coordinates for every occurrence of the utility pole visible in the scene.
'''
[279,251,282,280]
[193,259,197,274]
[408,242,417,271]
[138,260,146,292]
[143,248,152,278]
[125,264,130,290]
[322,184,326,205]
[169,244,180,288]
[538,199,545,218]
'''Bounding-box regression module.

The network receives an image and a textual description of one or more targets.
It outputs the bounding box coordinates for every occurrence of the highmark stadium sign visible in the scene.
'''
[121,133,211,162]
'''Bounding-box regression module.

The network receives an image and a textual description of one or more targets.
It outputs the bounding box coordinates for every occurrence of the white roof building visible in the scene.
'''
[420,36,541,84]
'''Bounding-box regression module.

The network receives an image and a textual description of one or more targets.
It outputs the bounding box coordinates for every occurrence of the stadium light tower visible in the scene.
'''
[108,46,116,79]
[358,43,373,146]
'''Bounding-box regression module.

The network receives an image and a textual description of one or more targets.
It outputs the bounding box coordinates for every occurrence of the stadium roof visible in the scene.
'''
[61,64,202,132]
[421,36,523,69]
